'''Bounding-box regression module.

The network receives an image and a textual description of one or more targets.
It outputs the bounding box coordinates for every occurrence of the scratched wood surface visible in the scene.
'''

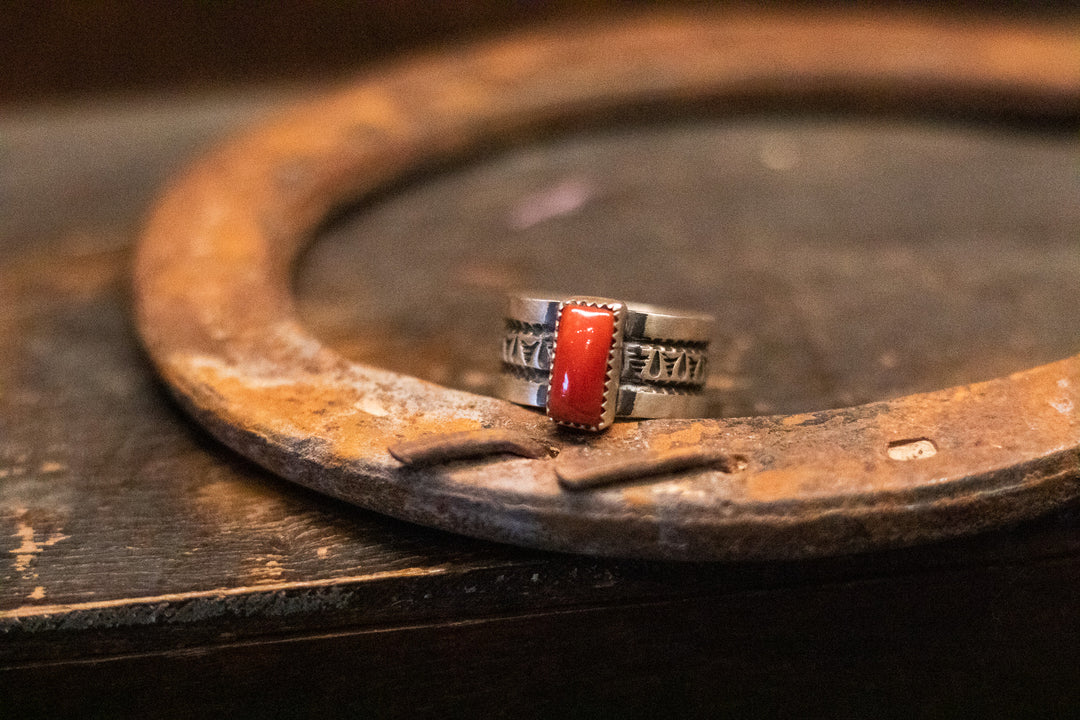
[3,84,1080,715]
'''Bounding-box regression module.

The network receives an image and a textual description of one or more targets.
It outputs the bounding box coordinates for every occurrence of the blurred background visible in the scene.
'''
[4,1,1080,105]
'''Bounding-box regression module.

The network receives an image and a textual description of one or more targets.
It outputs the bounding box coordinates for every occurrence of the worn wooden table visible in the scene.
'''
[4,26,1080,717]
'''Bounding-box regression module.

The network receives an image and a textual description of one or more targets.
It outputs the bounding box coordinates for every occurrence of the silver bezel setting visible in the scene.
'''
[547,297,625,432]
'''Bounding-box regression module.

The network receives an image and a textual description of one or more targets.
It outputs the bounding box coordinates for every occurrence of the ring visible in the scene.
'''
[497,294,713,431]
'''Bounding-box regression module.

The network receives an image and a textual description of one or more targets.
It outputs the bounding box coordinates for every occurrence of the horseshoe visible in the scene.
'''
[134,11,1080,560]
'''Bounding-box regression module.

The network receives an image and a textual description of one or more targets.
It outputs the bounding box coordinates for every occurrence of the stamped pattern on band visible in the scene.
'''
[501,329,552,371]
[503,331,706,389]
[623,342,707,386]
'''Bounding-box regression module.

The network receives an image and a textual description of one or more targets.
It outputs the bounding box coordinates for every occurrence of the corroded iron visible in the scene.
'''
[134,10,1080,560]
[388,430,553,466]
[556,447,749,492]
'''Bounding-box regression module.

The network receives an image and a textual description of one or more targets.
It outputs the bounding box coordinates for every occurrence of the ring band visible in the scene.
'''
[497,294,713,431]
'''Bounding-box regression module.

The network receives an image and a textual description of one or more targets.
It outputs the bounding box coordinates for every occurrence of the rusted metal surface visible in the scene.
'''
[556,447,748,491]
[133,10,1080,560]
[388,429,554,465]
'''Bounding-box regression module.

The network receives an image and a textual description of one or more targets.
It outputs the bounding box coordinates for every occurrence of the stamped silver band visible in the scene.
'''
[498,294,712,425]
[505,296,713,345]
[496,376,709,420]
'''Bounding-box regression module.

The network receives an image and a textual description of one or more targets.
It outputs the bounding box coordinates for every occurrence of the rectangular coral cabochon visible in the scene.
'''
[547,304,616,427]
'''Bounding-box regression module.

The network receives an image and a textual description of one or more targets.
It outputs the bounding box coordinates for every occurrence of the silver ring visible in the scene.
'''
[497,294,713,431]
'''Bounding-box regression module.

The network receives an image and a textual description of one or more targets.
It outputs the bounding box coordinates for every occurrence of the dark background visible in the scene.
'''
[4,1,1080,105]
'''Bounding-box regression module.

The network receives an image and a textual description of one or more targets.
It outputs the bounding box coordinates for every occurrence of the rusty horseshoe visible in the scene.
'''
[134,11,1080,560]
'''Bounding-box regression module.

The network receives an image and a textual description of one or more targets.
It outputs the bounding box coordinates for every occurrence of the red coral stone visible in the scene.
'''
[547,305,615,427]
